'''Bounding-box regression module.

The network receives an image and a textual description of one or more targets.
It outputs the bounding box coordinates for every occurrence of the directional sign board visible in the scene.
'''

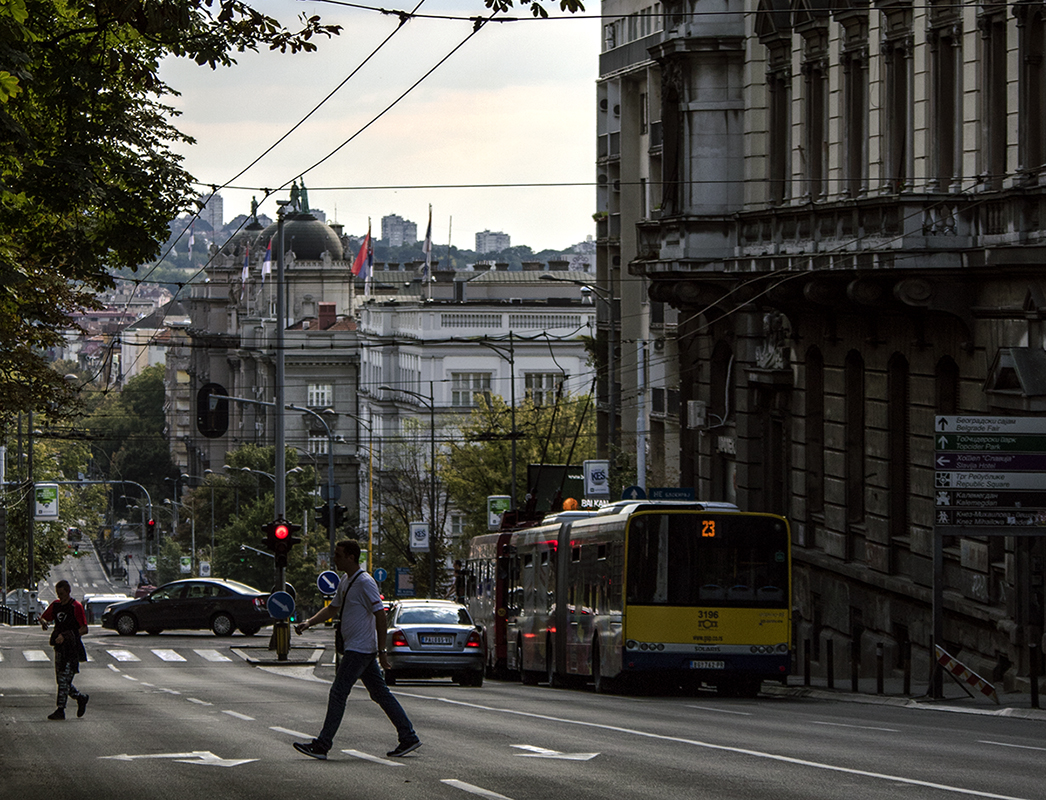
[317,570,340,596]
[934,416,1046,527]
[267,590,295,619]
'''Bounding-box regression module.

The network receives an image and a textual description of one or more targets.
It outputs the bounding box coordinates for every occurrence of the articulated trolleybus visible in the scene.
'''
[466,500,791,695]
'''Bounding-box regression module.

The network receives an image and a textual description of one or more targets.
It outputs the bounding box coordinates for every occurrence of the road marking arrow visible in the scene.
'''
[101,751,257,767]
[511,744,599,761]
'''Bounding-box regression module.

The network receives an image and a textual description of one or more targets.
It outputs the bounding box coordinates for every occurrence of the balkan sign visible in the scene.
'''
[934,416,1046,527]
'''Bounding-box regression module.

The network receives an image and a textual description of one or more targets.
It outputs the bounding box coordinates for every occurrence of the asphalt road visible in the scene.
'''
[1,622,1043,800]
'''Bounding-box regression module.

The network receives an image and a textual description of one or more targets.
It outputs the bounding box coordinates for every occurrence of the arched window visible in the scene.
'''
[935,355,959,414]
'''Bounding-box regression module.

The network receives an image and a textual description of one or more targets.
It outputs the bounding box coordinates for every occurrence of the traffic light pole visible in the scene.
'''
[273,202,290,661]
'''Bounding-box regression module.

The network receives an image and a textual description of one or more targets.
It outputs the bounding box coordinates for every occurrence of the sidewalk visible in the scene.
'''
[766,673,1046,722]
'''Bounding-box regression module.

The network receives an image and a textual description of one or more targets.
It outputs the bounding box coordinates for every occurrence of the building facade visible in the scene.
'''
[597,0,682,494]
[612,0,1046,689]
[381,214,418,247]
[170,210,363,518]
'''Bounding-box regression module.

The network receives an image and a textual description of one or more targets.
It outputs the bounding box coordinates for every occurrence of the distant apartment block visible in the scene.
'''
[381,214,417,246]
[475,230,510,254]
[199,192,224,232]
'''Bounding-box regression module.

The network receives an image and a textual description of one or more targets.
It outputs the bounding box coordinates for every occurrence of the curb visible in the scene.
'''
[764,683,1046,722]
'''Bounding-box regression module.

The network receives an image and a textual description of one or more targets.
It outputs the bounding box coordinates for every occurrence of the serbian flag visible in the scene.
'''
[351,222,373,279]
[188,222,195,254]
[421,204,433,277]
[240,243,250,286]
[261,237,272,284]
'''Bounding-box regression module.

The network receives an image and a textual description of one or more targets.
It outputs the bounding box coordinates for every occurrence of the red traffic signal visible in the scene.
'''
[263,519,302,566]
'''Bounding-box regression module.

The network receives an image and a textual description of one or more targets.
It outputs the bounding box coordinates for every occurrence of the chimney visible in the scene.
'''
[495,262,509,271]
[548,259,570,271]
[521,261,544,271]
[318,302,336,330]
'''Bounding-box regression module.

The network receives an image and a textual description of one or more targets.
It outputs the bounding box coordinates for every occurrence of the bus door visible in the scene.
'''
[551,522,572,677]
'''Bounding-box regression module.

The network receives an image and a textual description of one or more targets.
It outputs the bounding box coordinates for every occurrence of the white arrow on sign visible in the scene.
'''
[101,751,256,767]
[511,744,599,761]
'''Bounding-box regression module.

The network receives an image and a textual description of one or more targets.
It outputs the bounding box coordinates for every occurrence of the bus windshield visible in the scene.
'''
[625,513,789,608]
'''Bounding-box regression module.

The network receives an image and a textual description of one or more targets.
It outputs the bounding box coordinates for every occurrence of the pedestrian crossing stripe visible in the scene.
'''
[24,650,49,662]
[194,649,231,662]
[152,650,186,662]
[107,650,140,662]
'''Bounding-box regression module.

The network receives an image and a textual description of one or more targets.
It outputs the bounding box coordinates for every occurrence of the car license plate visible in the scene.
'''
[690,660,725,670]
[420,635,454,645]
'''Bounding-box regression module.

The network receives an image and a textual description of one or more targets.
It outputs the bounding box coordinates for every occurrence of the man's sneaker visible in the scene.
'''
[47,709,65,721]
[386,739,421,758]
[76,694,90,718]
[293,741,328,760]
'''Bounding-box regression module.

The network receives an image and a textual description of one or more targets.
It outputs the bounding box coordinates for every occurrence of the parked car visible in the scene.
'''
[384,599,484,687]
[100,578,271,636]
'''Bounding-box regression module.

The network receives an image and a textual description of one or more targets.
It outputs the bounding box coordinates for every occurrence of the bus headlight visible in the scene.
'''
[626,640,638,650]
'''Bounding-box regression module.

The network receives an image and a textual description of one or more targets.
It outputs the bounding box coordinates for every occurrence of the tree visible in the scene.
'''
[0,0,342,418]
[441,391,596,544]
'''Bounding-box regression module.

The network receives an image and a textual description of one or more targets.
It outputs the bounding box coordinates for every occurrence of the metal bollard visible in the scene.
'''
[902,639,911,696]
[1031,643,1040,710]
[851,639,859,693]
[827,639,835,689]
[876,642,884,695]
[804,639,811,686]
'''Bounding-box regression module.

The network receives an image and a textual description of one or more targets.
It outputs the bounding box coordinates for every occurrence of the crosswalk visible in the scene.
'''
[3,647,235,665]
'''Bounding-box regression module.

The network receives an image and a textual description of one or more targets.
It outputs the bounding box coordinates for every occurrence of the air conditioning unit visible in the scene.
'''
[687,400,707,430]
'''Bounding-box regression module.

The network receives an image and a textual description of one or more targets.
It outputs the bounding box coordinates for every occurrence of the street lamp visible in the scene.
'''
[380,382,437,597]
[540,273,618,483]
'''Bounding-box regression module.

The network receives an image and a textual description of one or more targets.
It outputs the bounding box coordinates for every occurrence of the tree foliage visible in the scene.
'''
[0,0,341,417]
[441,391,596,545]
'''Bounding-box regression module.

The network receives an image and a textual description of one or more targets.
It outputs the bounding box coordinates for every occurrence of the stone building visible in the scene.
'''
[168,208,363,516]
[610,0,1046,688]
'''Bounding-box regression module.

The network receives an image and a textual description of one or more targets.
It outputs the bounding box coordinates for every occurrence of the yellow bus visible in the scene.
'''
[466,500,791,695]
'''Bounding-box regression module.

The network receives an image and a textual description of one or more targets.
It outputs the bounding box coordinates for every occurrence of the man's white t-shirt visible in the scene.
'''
[334,568,383,653]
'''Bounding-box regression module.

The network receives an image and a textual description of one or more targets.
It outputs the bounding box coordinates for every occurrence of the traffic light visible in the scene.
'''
[263,518,302,567]
[314,504,330,531]
[146,518,155,536]
[334,504,347,528]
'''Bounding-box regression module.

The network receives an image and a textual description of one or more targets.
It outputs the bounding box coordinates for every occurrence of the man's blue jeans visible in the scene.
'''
[316,650,416,752]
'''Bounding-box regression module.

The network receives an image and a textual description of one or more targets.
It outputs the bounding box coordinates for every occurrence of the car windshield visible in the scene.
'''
[396,607,472,626]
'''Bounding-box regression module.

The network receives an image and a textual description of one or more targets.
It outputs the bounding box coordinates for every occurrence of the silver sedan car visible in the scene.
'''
[384,599,484,687]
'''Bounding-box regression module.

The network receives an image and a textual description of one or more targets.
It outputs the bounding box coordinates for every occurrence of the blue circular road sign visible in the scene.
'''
[267,590,295,619]
[373,567,388,583]
[622,485,647,500]
[316,570,340,596]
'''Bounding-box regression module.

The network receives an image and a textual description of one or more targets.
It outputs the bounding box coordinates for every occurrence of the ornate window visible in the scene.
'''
[879,1,913,193]
[927,1,962,191]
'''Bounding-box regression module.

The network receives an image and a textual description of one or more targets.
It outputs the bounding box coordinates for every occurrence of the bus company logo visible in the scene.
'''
[696,619,719,630]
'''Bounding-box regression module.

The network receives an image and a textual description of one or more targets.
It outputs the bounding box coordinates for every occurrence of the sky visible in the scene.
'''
[160,0,602,253]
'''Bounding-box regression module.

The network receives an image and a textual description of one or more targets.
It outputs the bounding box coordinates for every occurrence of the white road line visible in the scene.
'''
[187,698,213,706]
[123,675,139,682]
[223,710,254,721]
[980,741,1046,753]
[158,687,180,695]
[152,649,186,662]
[23,650,50,662]
[194,649,232,662]
[0,650,4,662]
[812,721,900,733]
[418,695,1034,800]
[686,705,753,716]
[342,749,406,767]
[107,664,121,673]
[271,727,313,738]
[107,650,140,662]
[441,779,514,800]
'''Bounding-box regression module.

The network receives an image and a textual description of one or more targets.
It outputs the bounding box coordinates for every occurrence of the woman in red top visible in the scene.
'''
[39,579,89,720]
